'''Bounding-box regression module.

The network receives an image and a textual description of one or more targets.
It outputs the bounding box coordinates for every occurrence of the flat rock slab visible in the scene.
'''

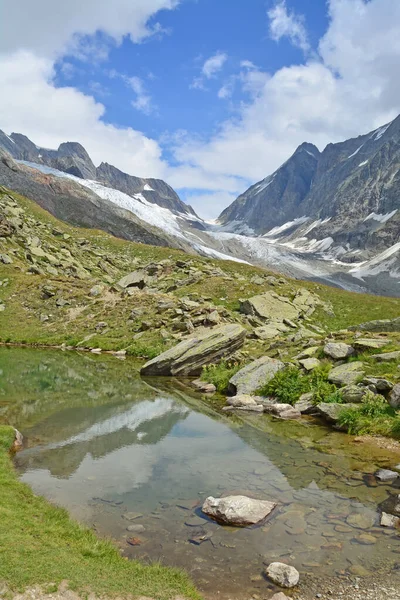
[328,362,364,386]
[299,357,321,371]
[240,291,301,322]
[265,562,299,588]
[372,351,400,362]
[228,356,285,395]
[202,495,276,526]
[354,338,391,350]
[316,402,359,424]
[141,324,246,376]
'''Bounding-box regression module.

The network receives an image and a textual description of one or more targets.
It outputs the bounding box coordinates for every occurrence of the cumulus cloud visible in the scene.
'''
[268,1,310,53]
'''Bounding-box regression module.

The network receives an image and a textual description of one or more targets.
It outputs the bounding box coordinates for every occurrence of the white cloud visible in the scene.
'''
[182,191,238,221]
[268,1,310,53]
[191,51,228,90]
[129,76,153,115]
[0,0,180,59]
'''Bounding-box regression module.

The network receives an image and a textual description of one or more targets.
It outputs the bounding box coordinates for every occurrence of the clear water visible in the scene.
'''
[2,347,400,596]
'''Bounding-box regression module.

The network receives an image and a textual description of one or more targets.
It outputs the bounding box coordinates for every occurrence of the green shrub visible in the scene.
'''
[257,366,310,405]
[337,394,396,436]
[202,360,242,393]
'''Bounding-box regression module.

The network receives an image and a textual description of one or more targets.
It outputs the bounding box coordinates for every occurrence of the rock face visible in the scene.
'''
[328,362,365,386]
[140,324,246,376]
[324,342,354,360]
[202,495,276,526]
[228,356,285,396]
[265,562,300,588]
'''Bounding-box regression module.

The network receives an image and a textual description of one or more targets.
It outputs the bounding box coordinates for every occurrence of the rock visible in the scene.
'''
[346,513,375,529]
[389,384,400,409]
[265,562,299,589]
[380,512,400,528]
[350,317,400,333]
[228,356,285,396]
[296,346,319,359]
[316,402,358,425]
[202,495,276,526]
[126,524,145,533]
[227,394,260,408]
[141,324,246,376]
[116,269,149,290]
[375,469,399,482]
[12,428,23,451]
[191,379,216,394]
[327,362,364,386]
[0,254,12,264]
[372,351,400,362]
[323,342,354,360]
[299,357,321,371]
[263,403,301,419]
[354,338,391,350]
[122,512,143,521]
[253,324,286,340]
[90,284,104,297]
[206,310,220,325]
[363,377,393,392]
[353,533,377,545]
[294,393,317,415]
[240,291,301,322]
[341,385,366,403]
[270,594,292,600]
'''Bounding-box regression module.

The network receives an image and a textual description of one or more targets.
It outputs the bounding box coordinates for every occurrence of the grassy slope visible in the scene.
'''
[1,187,400,358]
[0,426,199,599]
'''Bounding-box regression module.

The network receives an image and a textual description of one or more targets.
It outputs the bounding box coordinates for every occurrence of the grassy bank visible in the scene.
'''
[0,426,200,599]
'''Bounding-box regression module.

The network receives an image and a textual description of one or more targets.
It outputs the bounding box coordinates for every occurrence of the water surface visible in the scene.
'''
[2,347,400,595]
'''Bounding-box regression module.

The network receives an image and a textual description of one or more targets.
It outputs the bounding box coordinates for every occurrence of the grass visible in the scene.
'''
[256,363,343,406]
[201,360,242,393]
[0,425,200,599]
[337,394,400,439]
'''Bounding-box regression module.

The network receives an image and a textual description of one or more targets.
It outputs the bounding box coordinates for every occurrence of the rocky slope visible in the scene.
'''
[217,116,400,293]
[0,129,196,217]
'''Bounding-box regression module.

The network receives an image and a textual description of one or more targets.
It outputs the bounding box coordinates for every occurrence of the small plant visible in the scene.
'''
[337,393,396,436]
[202,360,241,393]
[257,366,310,405]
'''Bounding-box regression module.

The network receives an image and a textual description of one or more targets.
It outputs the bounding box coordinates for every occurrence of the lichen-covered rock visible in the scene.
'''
[372,351,400,362]
[328,362,364,386]
[202,495,276,526]
[389,384,400,409]
[253,324,287,340]
[350,318,400,333]
[228,356,285,396]
[265,562,299,588]
[363,377,393,393]
[240,291,300,322]
[141,324,246,376]
[323,342,354,360]
[299,357,321,371]
[341,385,367,403]
[316,402,359,425]
[354,338,391,350]
[294,393,317,415]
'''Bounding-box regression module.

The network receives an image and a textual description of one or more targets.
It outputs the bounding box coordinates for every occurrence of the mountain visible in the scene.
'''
[0,130,196,218]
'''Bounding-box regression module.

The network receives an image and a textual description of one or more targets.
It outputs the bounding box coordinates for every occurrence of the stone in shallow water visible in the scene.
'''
[346,513,375,530]
[375,469,399,482]
[122,511,143,521]
[265,562,299,588]
[126,524,145,533]
[353,533,377,545]
[202,495,276,527]
[380,512,400,528]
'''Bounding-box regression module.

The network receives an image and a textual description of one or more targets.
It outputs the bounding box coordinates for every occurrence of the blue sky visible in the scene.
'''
[1,0,400,218]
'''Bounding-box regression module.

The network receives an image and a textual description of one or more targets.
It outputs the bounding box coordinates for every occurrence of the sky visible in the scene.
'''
[1,0,400,219]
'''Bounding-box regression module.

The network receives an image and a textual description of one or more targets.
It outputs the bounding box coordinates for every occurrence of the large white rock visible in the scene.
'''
[324,342,354,360]
[202,495,276,527]
[265,562,300,588]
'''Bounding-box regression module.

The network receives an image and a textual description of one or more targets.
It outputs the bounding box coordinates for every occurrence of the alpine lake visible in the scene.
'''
[2,347,400,597]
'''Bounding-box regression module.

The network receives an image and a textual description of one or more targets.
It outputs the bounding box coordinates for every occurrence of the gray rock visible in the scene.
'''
[375,469,399,482]
[116,269,149,290]
[191,379,216,393]
[341,385,367,403]
[226,394,261,409]
[328,362,364,386]
[0,254,12,264]
[316,402,358,424]
[202,495,276,526]
[380,512,400,528]
[263,403,301,419]
[324,342,354,360]
[12,428,23,451]
[299,357,321,371]
[126,524,145,533]
[354,338,391,350]
[240,291,301,322]
[141,324,246,376]
[253,324,286,340]
[270,594,292,600]
[350,318,400,333]
[90,284,104,297]
[296,346,320,359]
[228,356,285,396]
[265,562,299,588]
[363,377,393,392]
[294,393,317,415]
[389,384,400,409]
[372,351,400,362]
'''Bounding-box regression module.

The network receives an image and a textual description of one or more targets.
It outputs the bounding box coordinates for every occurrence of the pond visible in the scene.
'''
[2,347,400,596]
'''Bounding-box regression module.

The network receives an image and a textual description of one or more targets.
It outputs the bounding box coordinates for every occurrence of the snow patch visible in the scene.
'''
[263,216,309,238]
[143,183,155,192]
[349,242,400,280]
[364,210,397,224]
[358,160,368,167]
[347,145,363,159]
[4,133,15,145]
[374,122,391,141]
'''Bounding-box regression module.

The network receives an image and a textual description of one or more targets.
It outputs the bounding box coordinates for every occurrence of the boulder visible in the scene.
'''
[141,324,246,376]
[354,338,391,350]
[350,318,400,333]
[296,346,320,359]
[328,362,364,386]
[294,393,318,415]
[323,342,354,360]
[263,403,301,419]
[228,356,285,396]
[202,495,276,526]
[299,357,321,371]
[375,469,399,482]
[372,351,400,362]
[116,269,149,290]
[316,402,358,425]
[389,384,400,409]
[253,324,287,340]
[265,563,299,589]
[240,291,300,322]
[227,395,262,409]
[363,377,393,393]
[341,385,367,403]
